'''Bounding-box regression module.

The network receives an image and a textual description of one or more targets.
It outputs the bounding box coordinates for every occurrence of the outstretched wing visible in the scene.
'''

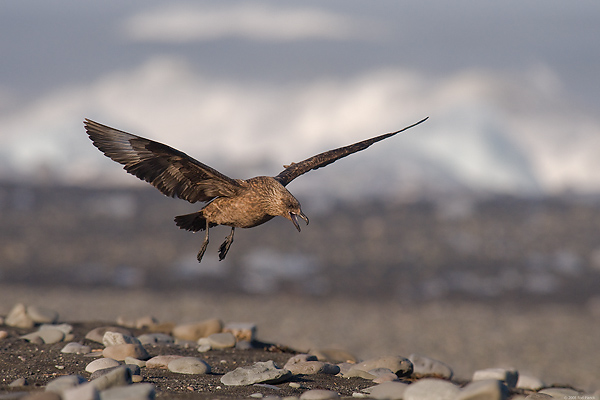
[84,119,243,203]
[274,117,428,186]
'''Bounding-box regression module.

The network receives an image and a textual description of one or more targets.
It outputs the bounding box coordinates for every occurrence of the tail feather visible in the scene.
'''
[174,212,215,232]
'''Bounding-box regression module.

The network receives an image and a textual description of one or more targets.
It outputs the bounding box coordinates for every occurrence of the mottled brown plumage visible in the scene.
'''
[84,117,428,262]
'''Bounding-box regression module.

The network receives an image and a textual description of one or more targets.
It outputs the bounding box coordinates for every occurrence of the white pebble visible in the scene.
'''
[86,358,121,373]
[404,378,460,400]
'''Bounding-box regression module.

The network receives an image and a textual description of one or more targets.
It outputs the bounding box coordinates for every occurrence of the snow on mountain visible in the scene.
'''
[0,59,598,200]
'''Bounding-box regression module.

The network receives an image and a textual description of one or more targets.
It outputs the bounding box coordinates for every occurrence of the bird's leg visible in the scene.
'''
[218,227,235,261]
[197,220,210,263]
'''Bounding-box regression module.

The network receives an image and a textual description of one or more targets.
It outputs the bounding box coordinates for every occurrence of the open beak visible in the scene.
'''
[290,211,309,232]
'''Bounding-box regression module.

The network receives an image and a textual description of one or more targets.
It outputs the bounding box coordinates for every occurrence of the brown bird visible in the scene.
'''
[84,117,428,262]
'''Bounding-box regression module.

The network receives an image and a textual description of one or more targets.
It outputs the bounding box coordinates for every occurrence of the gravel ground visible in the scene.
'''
[1,284,599,394]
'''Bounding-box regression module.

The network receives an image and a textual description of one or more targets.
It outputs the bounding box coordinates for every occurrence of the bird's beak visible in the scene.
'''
[290,211,309,232]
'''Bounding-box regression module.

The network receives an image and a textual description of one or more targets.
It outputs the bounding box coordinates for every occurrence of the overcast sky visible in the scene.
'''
[1,1,599,197]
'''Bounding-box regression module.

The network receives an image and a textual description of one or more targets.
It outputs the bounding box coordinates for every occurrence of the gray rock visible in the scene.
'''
[223,322,257,342]
[516,374,545,390]
[21,392,62,400]
[408,354,453,379]
[45,375,87,393]
[8,378,27,387]
[370,368,399,383]
[299,389,340,399]
[39,323,72,335]
[363,382,409,400]
[6,303,35,329]
[124,357,147,368]
[85,327,133,344]
[197,332,236,349]
[146,355,183,369]
[90,366,132,391]
[26,305,59,324]
[62,342,92,354]
[37,328,65,344]
[350,356,413,378]
[472,368,519,388]
[284,354,340,375]
[167,357,211,374]
[102,331,142,347]
[86,358,121,373]
[98,383,156,400]
[538,388,582,398]
[62,383,99,400]
[103,344,150,361]
[403,378,460,400]
[524,394,554,399]
[90,364,141,381]
[457,379,509,400]
[221,360,292,386]
[136,333,174,345]
[172,318,223,341]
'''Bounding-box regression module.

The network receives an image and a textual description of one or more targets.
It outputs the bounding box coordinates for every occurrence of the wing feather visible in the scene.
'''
[274,117,428,186]
[84,119,243,203]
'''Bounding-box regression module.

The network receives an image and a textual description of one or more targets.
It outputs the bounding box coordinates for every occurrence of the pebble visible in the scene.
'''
[103,343,150,361]
[403,378,460,400]
[516,374,546,390]
[472,368,519,388]
[98,383,156,400]
[85,327,133,344]
[299,389,340,399]
[146,355,183,369]
[310,348,358,364]
[221,360,292,386]
[197,332,237,349]
[167,357,211,374]
[363,381,409,400]
[86,358,121,373]
[137,333,174,345]
[524,394,554,399]
[45,375,87,393]
[62,383,99,400]
[5,303,35,329]
[408,354,453,379]
[124,357,147,368]
[0,330,8,340]
[102,331,142,347]
[9,377,28,387]
[223,322,257,342]
[26,305,59,324]
[348,356,413,378]
[284,354,340,375]
[89,365,132,391]
[27,328,65,344]
[116,315,159,329]
[370,368,400,383]
[62,342,92,354]
[457,379,509,400]
[90,364,141,381]
[172,318,223,341]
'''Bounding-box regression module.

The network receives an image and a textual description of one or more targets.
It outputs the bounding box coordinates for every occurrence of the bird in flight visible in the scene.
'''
[85,117,428,262]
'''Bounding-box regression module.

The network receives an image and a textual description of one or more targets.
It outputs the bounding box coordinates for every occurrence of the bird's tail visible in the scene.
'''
[174,212,214,232]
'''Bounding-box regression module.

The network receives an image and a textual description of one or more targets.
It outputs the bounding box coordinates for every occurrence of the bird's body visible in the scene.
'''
[84,117,427,262]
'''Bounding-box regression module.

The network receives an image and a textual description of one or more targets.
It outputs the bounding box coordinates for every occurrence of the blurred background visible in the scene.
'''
[1,0,600,391]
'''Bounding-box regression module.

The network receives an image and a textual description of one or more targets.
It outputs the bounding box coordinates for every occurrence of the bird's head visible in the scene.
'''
[279,191,309,232]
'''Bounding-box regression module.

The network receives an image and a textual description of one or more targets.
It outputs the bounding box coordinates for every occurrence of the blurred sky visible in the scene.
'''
[1,1,599,199]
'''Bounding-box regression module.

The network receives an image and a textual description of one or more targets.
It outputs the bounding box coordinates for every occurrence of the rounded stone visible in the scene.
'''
[102,331,142,347]
[221,360,292,386]
[310,348,358,364]
[137,333,174,345]
[26,305,59,324]
[197,332,236,349]
[167,357,211,374]
[85,326,133,343]
[516,374,545,390]
[89,365,132,391]
[61,342,92,354]
[124,356,147,368]
[472,368,518,388]
[103,343,150,361]
[37,328,65,344]
[146,355,183,369]
[85,358,121,373]
[61,383,98,400]
[300,389,340,399]
[284,355,340,376]
[363,381,409,400]
[45,375,87,393]
[457,379,509,400]
[404,378,460,400]
[408,354,453,379]
[6,303,35,329]
[97,383,156,400]
[0,331,8,340]
[172,318,223,341]
[351,356,413,378]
